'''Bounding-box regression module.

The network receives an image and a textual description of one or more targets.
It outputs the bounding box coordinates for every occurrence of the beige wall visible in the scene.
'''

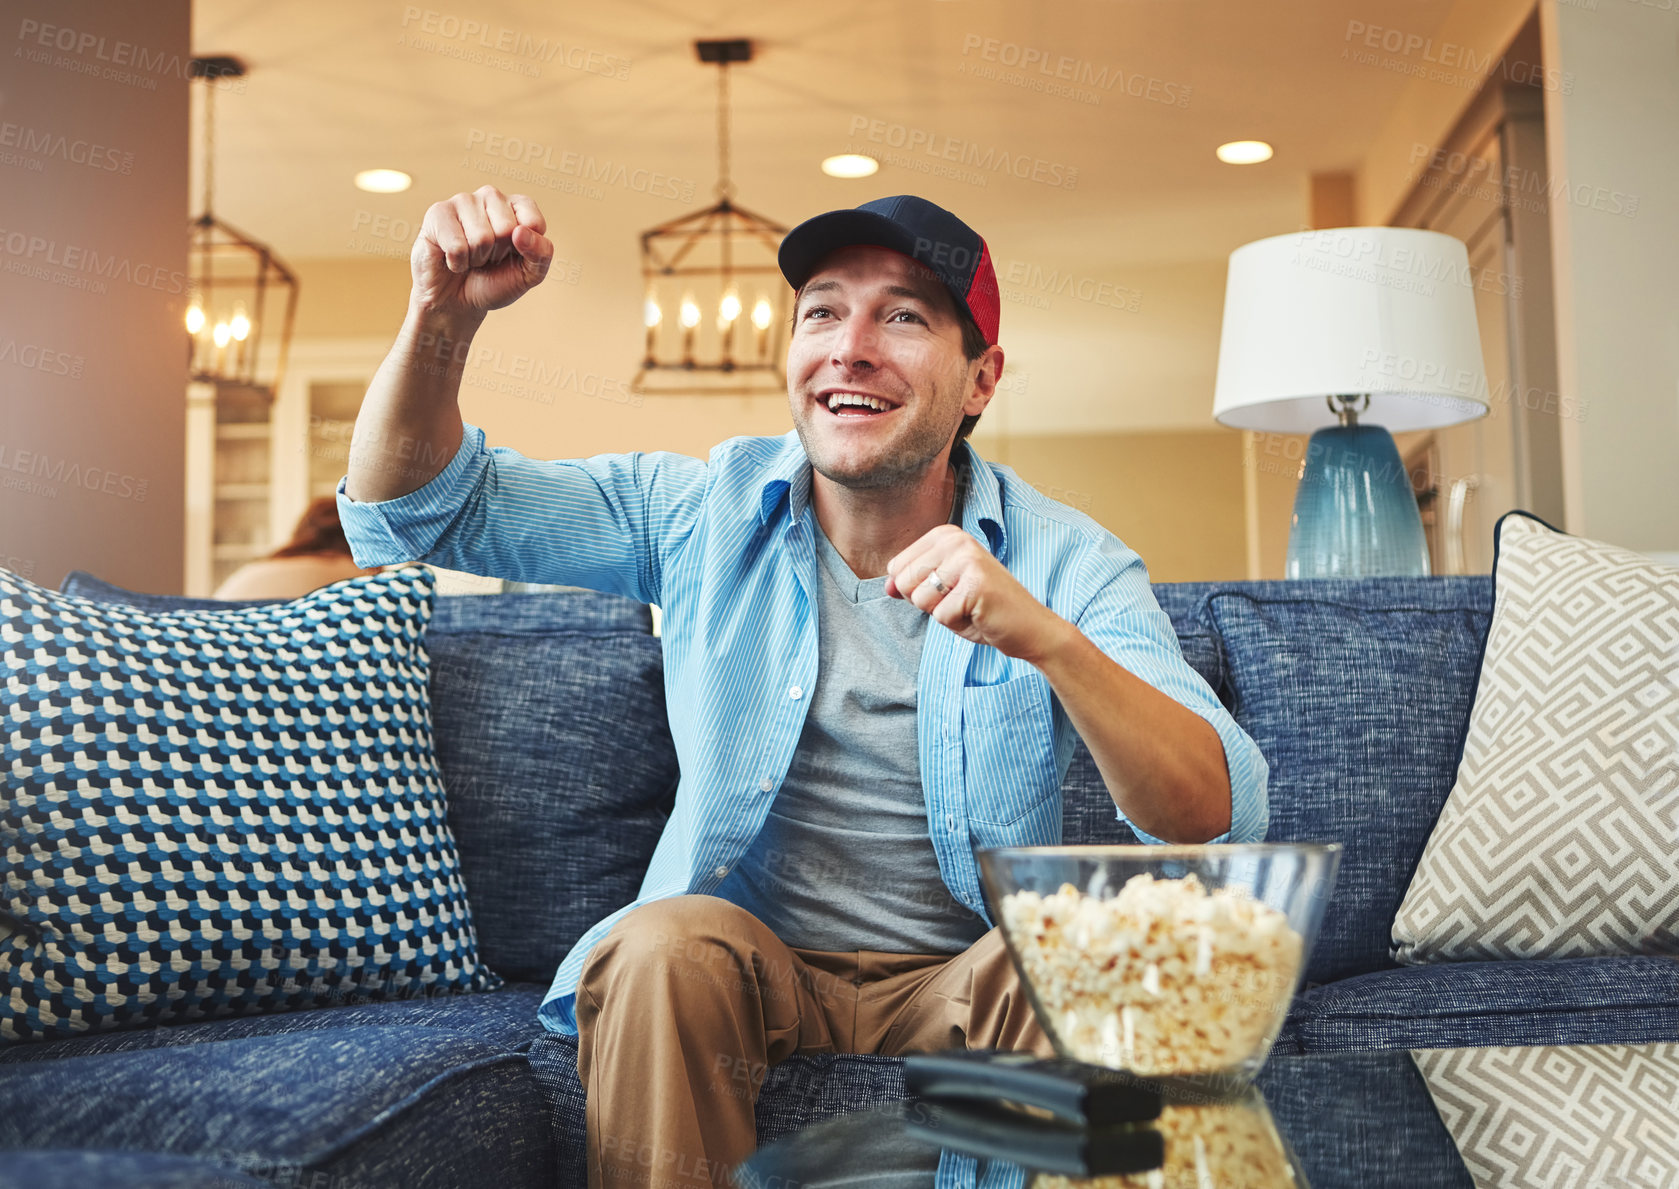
[1,1,191,593]
[1246,432,1307,580]
[1541,0,1679,556]
[290,256,413,340]
[972,430,1248,582]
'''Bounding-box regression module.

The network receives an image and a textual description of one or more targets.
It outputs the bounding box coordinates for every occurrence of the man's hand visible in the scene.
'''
[884,524,1073,665]
[411,185,553,321]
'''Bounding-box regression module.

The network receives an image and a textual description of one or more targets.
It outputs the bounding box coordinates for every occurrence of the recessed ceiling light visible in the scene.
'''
[821,154,879,179]
[1216,141,1274,165]
[355,169,412,193]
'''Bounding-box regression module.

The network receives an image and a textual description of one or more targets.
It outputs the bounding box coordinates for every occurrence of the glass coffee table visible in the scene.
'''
[737,1050,1473,1189]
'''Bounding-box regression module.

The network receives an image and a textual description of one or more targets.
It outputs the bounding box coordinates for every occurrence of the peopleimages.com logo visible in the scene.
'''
[14,18,244,92]
[0,444,148,501]
[0,338,85,379]
[0,228,189,294]
[958,34,1192,109]
[0,122,134,174]
[846,116,1078,190]
[462,130,696,203]
[399,7,630,80]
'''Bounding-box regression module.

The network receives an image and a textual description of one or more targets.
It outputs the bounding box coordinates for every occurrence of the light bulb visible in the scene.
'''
[644,297,662,328]
[751,297,773,331]
[719,291,741,325]
[354,168,412,193]
[821,154,879,179]
[229,306,251,341]
[212,321,232,348]
[1215,140,1273,165]
[679,296,700,329]
[185,303,205,334]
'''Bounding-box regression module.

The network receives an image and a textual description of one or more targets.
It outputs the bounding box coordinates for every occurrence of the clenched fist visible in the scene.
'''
[411,185,553,320]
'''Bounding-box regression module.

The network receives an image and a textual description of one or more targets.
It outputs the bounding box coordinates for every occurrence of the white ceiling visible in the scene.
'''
[192,0,1459,266]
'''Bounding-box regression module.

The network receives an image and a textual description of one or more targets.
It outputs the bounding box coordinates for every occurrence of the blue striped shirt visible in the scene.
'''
[335,421,1269,1036]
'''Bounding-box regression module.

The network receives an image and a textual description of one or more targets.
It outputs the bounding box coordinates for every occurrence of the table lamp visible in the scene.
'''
[1213,227,1489,577]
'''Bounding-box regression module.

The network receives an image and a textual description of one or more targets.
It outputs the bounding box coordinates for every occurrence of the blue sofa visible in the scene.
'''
[4,572,1675,1188]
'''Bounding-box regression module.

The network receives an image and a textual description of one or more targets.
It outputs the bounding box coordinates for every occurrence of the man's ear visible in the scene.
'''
[964,344,1005,416]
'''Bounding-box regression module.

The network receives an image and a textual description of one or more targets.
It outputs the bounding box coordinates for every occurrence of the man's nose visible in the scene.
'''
[830,316,879,370]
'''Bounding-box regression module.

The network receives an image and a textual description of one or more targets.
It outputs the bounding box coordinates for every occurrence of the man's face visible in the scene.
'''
[787,244,993,491]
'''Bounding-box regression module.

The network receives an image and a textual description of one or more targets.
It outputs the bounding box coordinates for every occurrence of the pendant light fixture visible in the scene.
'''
[185,56,299,399]
[632,39,789,397]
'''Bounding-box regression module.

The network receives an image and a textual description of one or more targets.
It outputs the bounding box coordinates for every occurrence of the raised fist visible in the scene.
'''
[410,185,553,318]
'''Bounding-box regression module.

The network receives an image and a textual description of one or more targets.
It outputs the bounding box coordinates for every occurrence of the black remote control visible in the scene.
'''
[904,1050,1164,1127]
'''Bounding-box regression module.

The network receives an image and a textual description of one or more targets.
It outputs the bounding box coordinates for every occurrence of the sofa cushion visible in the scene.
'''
[524,1034,587,1184]
[2,565,500,1045]
[57,574,679,988]
[1394,513,1679,963]
[1206,577,1492,985]
[0,983,549,1067]
[1288,956,1679,1051]
[420,593,679,983]
[0,1150,271,1188]
[0,1026,554,1189]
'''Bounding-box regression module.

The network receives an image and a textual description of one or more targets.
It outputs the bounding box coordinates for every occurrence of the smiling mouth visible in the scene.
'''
[821,392,898,418]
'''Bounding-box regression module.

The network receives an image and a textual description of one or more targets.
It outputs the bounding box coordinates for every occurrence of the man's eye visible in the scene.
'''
[801,306,831,320]
[890,309,924,323]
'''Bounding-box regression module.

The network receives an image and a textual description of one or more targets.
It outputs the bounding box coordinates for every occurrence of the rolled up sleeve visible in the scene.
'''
[335,423,487,569]
[334,420,707,604]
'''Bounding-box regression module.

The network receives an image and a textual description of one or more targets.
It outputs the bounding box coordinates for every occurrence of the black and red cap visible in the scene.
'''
[777,195,1001,346]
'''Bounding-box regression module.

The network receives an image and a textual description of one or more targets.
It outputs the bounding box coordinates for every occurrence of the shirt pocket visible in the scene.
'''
[961,671,1059,827]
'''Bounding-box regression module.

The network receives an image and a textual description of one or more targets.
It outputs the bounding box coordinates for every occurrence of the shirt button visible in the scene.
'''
[758,777,773,793]
[945,814,956,831]
[714,865,728,879]
[788,685,803,699]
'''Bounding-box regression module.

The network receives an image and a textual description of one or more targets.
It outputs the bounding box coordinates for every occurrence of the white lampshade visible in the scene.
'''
[1213,227,1490,434]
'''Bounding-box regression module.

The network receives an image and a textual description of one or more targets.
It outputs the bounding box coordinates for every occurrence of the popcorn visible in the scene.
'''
[1031,1094,1298,1189]
[1000,874,1304,1076]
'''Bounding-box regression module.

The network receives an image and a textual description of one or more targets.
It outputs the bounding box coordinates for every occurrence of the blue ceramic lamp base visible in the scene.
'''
[1286,422,1431,579]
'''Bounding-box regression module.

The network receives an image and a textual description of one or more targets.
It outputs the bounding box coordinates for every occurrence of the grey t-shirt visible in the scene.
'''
[716,470,989,955]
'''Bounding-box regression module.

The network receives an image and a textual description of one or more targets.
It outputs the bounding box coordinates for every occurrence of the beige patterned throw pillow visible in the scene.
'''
[1392,512,1679,963]
[1412,1044,1679,1188]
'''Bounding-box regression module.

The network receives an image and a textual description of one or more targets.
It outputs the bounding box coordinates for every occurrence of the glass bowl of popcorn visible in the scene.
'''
[979,844,1341,1086]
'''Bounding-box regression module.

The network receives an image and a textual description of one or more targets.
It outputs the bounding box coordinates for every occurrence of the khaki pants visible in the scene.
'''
[575,894,1053,1189]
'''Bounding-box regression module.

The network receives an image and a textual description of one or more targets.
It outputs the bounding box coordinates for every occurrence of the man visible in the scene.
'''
[337,187,1268,1187]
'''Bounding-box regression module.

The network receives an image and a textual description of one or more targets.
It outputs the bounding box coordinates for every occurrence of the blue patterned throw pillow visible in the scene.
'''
[0,565,501,1044]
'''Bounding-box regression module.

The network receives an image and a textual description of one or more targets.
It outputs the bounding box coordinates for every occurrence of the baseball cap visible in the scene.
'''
[777,195,1001,346]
